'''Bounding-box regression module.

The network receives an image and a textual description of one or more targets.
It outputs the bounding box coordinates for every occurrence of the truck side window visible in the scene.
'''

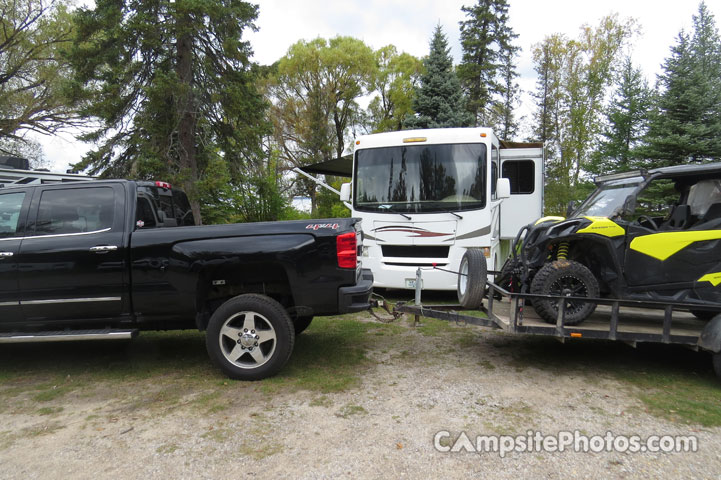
[35,187,114,236]
[135,197,157,228]
[0,192,25,238]
[502,160,535,194]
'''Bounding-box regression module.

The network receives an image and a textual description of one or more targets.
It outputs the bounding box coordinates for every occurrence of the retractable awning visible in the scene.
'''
[299,155,353,177]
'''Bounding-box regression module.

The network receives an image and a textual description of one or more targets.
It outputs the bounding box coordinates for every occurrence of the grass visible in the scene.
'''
[507,336,721,426]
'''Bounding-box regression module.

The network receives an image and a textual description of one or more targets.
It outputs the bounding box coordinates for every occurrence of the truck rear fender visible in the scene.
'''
[170,234,315,328]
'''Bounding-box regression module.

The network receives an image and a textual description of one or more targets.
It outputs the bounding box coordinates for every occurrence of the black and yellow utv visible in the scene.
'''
[497,163,721,325]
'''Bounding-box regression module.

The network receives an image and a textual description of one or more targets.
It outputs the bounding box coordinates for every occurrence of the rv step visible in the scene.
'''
[0,329,138,344]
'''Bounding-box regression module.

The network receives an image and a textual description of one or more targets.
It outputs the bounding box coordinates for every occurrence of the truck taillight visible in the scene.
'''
[336,232,357,269]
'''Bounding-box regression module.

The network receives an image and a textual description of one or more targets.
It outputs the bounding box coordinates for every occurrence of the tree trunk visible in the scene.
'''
[176,6,202,224]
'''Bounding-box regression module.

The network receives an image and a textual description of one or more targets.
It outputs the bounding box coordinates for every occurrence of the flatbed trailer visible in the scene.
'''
[393,281,721,380]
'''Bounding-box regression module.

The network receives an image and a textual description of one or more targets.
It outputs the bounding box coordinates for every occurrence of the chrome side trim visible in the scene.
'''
[21,297,121,305]
[0,227,112,242]
[0,301,20,307]
[0,330,136,344]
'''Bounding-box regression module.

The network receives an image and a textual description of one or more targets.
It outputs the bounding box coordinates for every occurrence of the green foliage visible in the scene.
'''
[531,15,635,214]
[266,36,375,215]
[0,0,78,140]
[405,25,473,129]
[588,57,653,175]
[366,45,423,133]
[641,2,721,166]
[66,0,270,224]
[457,0,520,135]
[316,176,350,219]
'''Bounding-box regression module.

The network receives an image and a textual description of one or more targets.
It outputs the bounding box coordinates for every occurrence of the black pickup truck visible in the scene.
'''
[0,179,373,380]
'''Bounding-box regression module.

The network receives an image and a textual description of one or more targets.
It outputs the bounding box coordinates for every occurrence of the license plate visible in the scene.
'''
[405,278,423,289]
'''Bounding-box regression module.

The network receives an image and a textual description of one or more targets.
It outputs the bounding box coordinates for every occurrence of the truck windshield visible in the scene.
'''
[354,143,487,213]
[573,178,643,218]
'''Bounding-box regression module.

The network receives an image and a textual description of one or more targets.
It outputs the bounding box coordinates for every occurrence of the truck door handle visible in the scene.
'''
[0,252,13,258]
[90,245,118,253]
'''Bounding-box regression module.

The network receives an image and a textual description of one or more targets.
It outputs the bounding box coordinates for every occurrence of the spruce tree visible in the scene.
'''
[66,0,269,223]
[457,0,520,131]
[642,2,721,166]
[405,25,473,129]
[589,57,652,174]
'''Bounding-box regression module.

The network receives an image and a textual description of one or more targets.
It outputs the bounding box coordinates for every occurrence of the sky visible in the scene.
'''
[38,0,721,173]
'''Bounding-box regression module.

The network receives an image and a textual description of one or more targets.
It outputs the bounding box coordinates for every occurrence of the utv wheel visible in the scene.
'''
[293,315,314,335]
[457,249,487,309]
[531,260,599,326]
[205,294,295,381]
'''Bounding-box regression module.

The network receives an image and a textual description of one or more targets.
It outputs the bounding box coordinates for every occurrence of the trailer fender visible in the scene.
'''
[698,315,721,353]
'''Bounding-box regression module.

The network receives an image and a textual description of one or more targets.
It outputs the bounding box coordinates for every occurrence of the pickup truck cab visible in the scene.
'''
[0,180,373,379]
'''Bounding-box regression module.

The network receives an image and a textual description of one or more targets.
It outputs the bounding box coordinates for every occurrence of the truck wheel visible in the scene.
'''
[714,353,721,381]
[205,294,295,381]
[531,260,599,326]
[293,316,313,335]
[457,249,487,309]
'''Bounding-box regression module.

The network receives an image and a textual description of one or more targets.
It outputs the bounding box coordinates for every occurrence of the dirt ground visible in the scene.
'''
[0,304,719,479]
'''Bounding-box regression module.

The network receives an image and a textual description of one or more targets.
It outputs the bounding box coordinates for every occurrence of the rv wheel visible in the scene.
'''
[457,249,487,309]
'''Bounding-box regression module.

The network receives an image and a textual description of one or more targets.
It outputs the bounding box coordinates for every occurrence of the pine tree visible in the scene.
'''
[642,2,721,166]
[589,57,652,174]
[66,0,269,223]
[457,0,520,131]
[405,25,473,129]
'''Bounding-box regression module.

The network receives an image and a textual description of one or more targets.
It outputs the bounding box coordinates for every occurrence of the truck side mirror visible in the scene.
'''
[496,178,511,200]
[339,183,351,202]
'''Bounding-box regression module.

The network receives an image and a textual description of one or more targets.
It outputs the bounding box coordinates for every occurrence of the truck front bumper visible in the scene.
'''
[338,268,374,313]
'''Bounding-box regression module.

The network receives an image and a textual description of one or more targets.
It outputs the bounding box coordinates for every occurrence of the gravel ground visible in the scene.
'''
[0,307,719,479]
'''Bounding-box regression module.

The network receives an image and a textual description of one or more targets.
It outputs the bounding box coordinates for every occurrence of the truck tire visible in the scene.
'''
[457,249,487,309]
[293,316,313,335]
[714,353,721,381]
[531,260,599,326]
[205,294,295,381]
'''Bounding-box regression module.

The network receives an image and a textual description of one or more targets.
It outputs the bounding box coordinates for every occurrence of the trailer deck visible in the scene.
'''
[393,281,721,360]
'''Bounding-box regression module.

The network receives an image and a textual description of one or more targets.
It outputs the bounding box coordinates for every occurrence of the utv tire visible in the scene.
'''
[457,249,487,309]
[205,294,295,381]
[531,260,599,326]
[293,316,314,335]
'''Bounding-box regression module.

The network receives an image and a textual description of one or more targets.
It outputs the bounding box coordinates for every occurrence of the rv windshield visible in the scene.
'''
[354,143,487,213]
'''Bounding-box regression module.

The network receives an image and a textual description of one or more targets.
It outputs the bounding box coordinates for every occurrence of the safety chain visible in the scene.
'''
[367,293,404,323]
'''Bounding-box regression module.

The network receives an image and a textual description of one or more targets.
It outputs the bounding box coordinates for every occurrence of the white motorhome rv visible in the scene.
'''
[297,128,543,290]
[341,128,543,290]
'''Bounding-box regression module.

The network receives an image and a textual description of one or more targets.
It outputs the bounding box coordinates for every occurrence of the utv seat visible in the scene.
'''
[662,204,691,229]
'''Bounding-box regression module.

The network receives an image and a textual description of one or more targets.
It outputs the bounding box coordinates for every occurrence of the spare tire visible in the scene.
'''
[457,249,487,309]
[530,260,599,326]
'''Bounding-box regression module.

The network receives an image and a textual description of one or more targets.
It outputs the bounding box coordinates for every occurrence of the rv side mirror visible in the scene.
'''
[339,182,351,202]
[496,178,511,200]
